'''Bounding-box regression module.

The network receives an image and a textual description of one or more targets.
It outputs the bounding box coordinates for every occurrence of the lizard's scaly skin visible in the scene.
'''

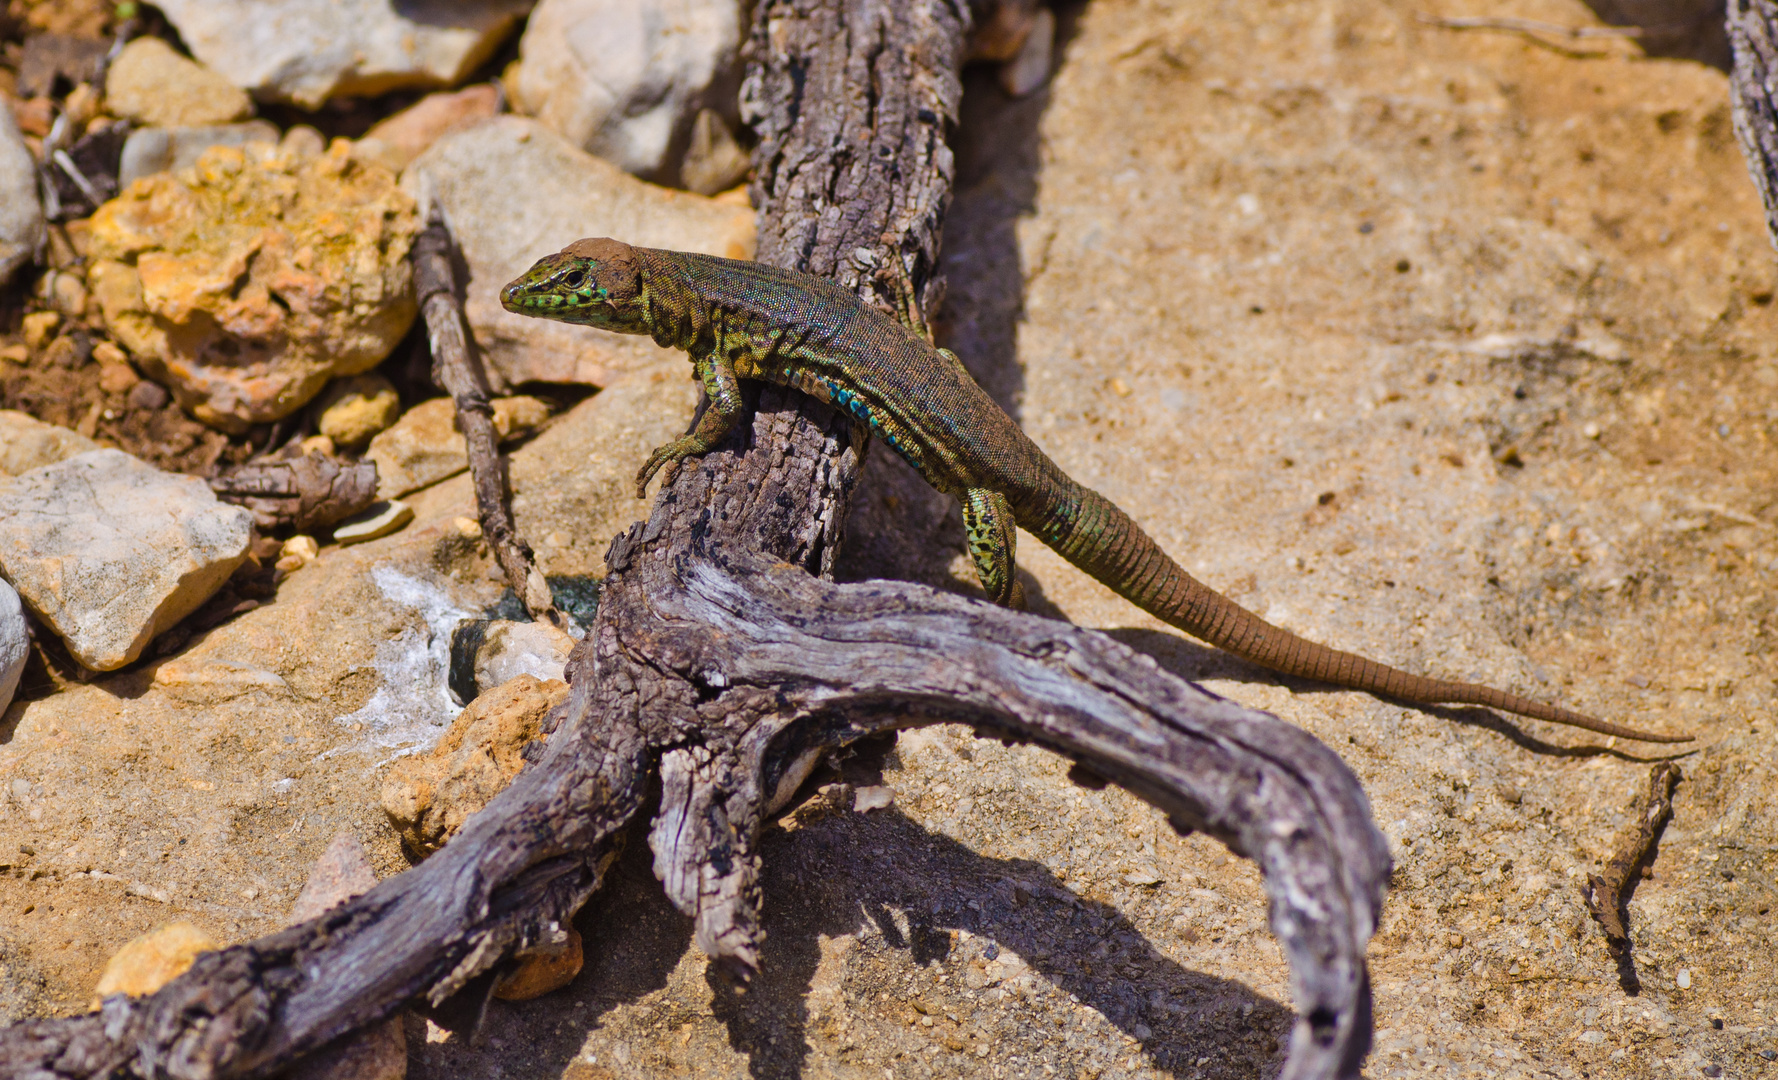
[501,239,1689,744]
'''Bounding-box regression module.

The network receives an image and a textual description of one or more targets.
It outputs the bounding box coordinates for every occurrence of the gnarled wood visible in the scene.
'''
[0,3,1390,1079]
[1731,0,1778,249]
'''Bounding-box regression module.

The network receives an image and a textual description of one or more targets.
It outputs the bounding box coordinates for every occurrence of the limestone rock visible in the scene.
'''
[365,395,554,499]
[356,85,500,173]
[117,121,282,187]
[92,922,218,1004]
[87,140,419,432]
[316,374,402,448]
[0,410,98,477]
[0,580,24,717]
[104,37,253,128]
[508,0,742,180]
[154,0,533,110]
[405,117,754,388]
[467,619,573,699]
[0,97,43,287]
[0,449,254,671]
[381,673,568,857]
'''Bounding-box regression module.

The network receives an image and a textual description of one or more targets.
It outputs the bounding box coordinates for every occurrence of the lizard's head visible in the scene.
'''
[500,237,648,333]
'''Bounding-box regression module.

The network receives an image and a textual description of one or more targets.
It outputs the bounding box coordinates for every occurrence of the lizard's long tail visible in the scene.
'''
[1024,481,1690,743]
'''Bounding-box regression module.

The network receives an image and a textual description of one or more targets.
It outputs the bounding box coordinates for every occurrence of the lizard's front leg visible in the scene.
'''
[635,354,748,497]
[961,488,1026,609]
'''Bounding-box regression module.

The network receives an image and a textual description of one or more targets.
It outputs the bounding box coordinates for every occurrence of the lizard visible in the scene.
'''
[500,237,1690,744]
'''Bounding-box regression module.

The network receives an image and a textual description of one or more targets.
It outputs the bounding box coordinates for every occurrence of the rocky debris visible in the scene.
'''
[209,451,380,534]
[380,673,568,857]
[492,924,583,1001]
[0,449,254,671]
[86,139,419,432]
[448,618,573,704]
[405,117,754,388]
[0,581,25,716]
[91,922,219,1005]
[103,37,253,129]
[364,395,554,499]
[315,374,402,449]
[153,0,533,110]
[0,410,98,477]
[356,85,501,174]
[117,121,282,187]
[679,108,750,196]
[275,534,320,576]
[285,834,408,1080]
[507,0,742,182]
[333,500,414,547]
[0,100,44,287]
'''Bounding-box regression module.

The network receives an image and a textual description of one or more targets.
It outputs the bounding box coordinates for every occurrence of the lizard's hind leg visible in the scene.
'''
[962,488,1026,610]
[635,355,748,496]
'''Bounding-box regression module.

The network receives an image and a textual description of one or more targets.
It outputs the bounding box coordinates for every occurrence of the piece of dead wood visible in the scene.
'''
[0,3,1390,1079]
[1583,762,1682,945]
[1730,0,1778,250]
[410,203,564,631]
[210,452,378,534]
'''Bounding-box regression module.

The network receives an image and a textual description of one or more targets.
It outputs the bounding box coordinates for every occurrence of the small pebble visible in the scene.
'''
[128,380,170,411]
[1760,1048,1776,1061]
[282,535,320,562]
[1676,968,1692,989]
[22,311,59,349]
[92,921,220,1006]
[1702,1066,1720,1077]
[334,500,413,546]
[854,786,895,813]
[453,516,483,539]
[1583,422,1601,439]
[1447,932,1464,948]
[298,434,335,457]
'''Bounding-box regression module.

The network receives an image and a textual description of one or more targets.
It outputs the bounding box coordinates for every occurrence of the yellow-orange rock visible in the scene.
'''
[92,921,219,1006]
[493,924,583,1001]
[86,139,418,432]
[380,673,568,857]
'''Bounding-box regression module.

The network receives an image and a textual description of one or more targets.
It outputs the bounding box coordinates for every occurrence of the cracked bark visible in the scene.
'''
[0,2,1389,1079]
[1731,0,1778,249]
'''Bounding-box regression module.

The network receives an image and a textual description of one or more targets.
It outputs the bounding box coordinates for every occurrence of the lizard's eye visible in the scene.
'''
[562,268,587,290]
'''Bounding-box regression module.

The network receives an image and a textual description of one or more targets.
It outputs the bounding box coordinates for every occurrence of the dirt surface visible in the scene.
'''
[2,2,1777,1079]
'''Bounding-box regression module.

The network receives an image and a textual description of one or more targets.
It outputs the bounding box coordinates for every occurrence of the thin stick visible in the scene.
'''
[410,203,567,631]
[1582,762,1682,945]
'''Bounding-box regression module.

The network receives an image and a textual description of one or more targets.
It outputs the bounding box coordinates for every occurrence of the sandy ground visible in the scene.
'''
[2,1,1775,1078]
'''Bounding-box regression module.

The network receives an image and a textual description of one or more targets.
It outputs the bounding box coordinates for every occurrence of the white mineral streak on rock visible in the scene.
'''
[332,566,470,758]
[153,0,533,109]
[0,449,252,671]
[0,99,44,287]
[508,0,741,180]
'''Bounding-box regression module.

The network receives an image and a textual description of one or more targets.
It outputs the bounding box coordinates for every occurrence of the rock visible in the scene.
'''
[0,98,43,287]
[455,618,574,701]
[127,380,170,411]
[154,0,533,110]
[334,500,414,546]
[21,311,59,349]
[381,673,568,857]
[276,534,320,575]
[998,7,1055,98]
[853,786,895,813]
[492,924,583,1001]
[87,140,419,432]
[316,374,402,448]
[0,449,254,671]
[508,0,742,181]
[103,37,253,129]
[93,341,141,394]
[356,85,501,173]
[0,410,98,477]
[91,922,219,1004]
[290,832,377,922]
[0,581,25,717]
[679,108,749,196]
[365,395,555,499]
[116,121,282,187]
[405,117,754,388]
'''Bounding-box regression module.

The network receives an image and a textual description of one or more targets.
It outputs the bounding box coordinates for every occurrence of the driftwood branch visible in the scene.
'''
[1731,0,1778,250]
[0,2,1391,1079]
[412,205,564,629]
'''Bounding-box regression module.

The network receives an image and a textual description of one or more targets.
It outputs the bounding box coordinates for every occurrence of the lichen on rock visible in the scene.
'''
[86,139,419,432]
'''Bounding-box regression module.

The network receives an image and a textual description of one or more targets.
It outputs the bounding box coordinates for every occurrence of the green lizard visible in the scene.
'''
[501,238,1688,744]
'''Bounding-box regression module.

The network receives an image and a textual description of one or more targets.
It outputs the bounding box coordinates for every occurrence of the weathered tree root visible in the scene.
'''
[0,2,1393,1079]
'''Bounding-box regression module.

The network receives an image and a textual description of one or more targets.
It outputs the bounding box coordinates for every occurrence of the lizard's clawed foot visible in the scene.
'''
[635,442,690,498]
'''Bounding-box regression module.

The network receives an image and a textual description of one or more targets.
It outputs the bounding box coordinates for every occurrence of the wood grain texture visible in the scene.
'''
[1731,0,1778,249]
[0,3,1389,1078]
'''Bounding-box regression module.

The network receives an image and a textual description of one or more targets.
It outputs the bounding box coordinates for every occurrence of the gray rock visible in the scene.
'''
[404,116,755,388]
[0,411,98,478]
[0,449,253,671]
[0,99,44,288]
[117,121,282,187]
[508,0,742,180]
[153,0,533,110]
[0,580,25,717]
